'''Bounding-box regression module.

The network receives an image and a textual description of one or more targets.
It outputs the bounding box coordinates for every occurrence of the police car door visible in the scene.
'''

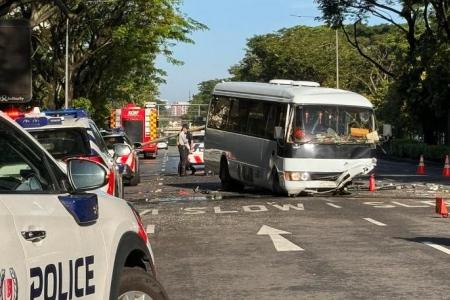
[0,201,24,300]
[0,119,107,300]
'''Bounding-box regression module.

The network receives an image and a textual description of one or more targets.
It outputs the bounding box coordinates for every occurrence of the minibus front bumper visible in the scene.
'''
[278,158,376,195]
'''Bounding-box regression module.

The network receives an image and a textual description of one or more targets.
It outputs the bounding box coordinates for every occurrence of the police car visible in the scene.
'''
[16,109,124,199]
[187,130,205,171]
[0,111,168,299]
[102,130,141,186]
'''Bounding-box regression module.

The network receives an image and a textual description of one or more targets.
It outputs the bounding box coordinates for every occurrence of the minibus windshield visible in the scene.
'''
[288,105,375,144]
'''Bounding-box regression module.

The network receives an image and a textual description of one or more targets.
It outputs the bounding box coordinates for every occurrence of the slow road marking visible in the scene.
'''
[363,218,387,226]
[423,242,450,255]
[257,225,303,252]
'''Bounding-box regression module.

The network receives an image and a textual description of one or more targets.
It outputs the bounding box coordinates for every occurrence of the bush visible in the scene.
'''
[388,139,450,161]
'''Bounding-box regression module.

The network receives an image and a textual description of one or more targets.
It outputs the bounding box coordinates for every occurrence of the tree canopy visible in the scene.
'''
[1,0,206,124]
[316,0,450,144]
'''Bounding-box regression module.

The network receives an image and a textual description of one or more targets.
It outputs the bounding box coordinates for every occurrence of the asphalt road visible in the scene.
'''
[125,147,450,300]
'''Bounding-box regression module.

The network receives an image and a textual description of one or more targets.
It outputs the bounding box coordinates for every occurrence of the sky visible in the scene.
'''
[156,0,323,103]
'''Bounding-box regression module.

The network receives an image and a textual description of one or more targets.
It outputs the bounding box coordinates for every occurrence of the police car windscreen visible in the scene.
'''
[123,120,142,144]
[29,128,90,160]
[103,136,125,150]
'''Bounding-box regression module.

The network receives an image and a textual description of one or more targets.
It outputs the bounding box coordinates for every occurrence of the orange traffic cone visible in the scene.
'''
[443,155,450,177]
[436,196,449,218]
[416,155,426,175]
[369,173,376,192]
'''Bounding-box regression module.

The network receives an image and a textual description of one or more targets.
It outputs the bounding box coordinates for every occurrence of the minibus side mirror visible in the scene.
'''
[274,126,283,140]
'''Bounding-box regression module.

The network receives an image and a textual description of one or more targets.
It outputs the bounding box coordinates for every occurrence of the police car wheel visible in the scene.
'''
[129,169,140,186]
[118,267,168,300]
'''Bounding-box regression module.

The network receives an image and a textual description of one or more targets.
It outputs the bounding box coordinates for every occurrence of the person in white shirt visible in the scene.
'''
[177,124,190,176]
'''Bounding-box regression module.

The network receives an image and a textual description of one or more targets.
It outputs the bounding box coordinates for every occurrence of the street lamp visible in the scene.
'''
[290,15,339,89]
[65,18,69,108]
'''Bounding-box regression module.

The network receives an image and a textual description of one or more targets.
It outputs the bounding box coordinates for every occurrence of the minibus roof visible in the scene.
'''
[213,82,373,108]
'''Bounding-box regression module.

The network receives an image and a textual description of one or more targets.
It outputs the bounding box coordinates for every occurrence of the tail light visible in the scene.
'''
[128,203,148,244]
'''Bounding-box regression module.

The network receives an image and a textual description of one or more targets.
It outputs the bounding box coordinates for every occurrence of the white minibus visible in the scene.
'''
[204,80,378,196]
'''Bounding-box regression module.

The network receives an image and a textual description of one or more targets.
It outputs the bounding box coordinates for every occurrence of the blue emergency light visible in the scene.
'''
[44,108,88,118]
[16,116,63,128]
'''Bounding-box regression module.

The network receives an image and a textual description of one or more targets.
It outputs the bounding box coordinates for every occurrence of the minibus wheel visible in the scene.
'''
[271,168,285,196]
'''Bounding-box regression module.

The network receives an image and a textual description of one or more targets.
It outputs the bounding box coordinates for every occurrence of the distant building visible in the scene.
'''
[170,101,189,116]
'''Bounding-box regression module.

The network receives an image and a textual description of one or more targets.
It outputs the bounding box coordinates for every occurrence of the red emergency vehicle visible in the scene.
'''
[111,103,158,158]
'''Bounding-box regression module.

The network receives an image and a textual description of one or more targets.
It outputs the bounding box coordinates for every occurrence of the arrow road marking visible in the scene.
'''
[257,225,303,252]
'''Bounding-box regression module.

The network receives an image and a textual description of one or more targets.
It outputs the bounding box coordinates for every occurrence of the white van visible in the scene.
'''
[204,80,378,196]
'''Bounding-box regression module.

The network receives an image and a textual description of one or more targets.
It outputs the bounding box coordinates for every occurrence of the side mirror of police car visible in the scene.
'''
[67,159,108,191]
[274,126,284,140]
[113,143,132,157]
[133,142,142,149]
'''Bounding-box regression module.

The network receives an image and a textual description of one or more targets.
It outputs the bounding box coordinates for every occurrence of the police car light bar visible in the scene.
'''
[44,109,88,118]
[16,116,63,128]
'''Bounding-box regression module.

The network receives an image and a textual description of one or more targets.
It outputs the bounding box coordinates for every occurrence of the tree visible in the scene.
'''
[230,25,397,104]
[2,0,207,125]
[316,0,450,144]
[184,79,224,125]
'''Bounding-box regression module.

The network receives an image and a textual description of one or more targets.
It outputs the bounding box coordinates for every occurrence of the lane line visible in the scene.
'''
[146,225,155,234]
[326,203,342,208]
[423,242,450,255]
[155,189,162,193]
[158,182,163,186]
[363,218,387,226]
[140,209,152,216]
[161,169,166,172]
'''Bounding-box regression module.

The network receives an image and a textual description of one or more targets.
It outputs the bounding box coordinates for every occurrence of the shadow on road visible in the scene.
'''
[395,236,450,246]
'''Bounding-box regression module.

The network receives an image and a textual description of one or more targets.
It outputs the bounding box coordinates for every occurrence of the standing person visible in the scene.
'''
[186,130,196,175]
[177,124,190,176]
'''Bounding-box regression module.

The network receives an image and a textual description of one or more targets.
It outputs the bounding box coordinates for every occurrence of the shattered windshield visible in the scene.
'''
[288,105,376,144]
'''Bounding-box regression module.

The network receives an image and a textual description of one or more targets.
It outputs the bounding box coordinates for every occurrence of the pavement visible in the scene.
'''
[125,146,450,300]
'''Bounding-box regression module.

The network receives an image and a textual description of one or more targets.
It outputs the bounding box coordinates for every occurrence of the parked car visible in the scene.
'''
[16,109,124,198]
[188,130,205,171]
[157,140,168,150]
[103,131,141,186]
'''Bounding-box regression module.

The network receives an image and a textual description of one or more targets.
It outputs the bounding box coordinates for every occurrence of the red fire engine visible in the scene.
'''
[111,103,158,158]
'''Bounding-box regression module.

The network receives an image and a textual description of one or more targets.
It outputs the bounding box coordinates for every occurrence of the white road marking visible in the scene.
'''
[140,209,159,216]
[420,200,436,206]
[158,182,163,186]
[161,169,165,172]
[391,201,429,208]
[423,242,450,255]
[214,206,238,214]
[140,209,152,216]
[243,205,268,213]
[257,225,303,252]
[155,189,162,193]
[146,224,155,234]
[363,218,387,226]
[326,203,342,208]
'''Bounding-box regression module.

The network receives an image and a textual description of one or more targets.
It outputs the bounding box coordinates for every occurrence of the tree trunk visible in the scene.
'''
[423,124,437,144]
[446,110,450,145]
